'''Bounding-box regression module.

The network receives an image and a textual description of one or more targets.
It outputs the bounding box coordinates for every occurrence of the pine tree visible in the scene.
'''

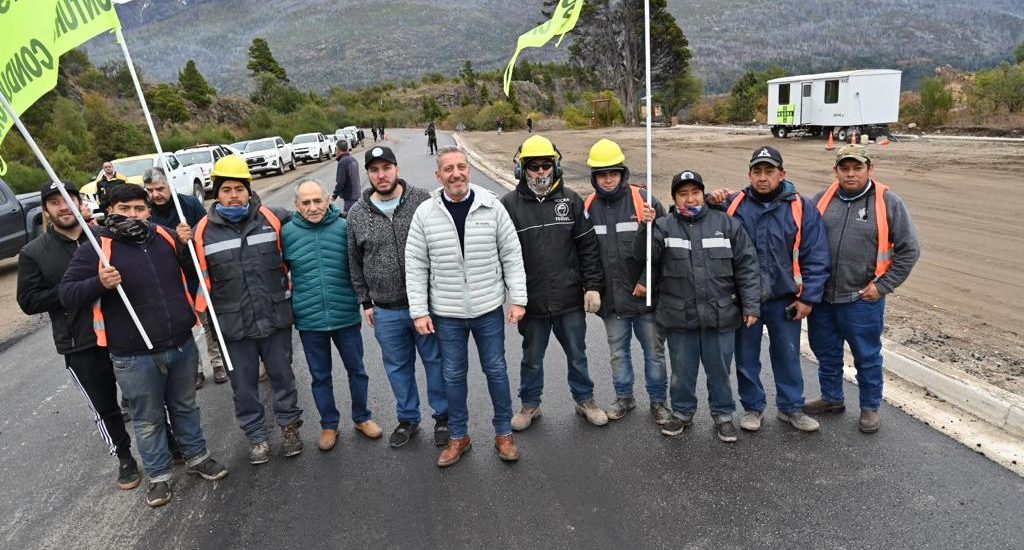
[247,38,289,82]
[178,60,216,108]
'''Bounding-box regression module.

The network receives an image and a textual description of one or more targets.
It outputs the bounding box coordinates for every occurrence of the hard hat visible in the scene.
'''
[587,139,625,169]
[519,135,559,160]
[210,155,251,181]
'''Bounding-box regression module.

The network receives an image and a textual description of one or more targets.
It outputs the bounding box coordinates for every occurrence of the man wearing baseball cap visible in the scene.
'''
[710,146,831,434]
[634,170,761,442]
[804,145,920,433]
[347,145,450,449]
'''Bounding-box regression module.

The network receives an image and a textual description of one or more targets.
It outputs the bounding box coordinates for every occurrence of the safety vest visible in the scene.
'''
[815,180,893,279]
[192,205,286,313]
[583,184,646,222]
[93,225,195,347]
[726,192,805,297]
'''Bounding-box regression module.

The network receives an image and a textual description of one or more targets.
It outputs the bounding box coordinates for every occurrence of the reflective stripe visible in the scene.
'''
[203,238,242,256]
[664,238,691,249]
[247,232,280,246]
[615,222,638,232]
[93,319,105,330]
[593,225,608,235]
[701,237,731,249]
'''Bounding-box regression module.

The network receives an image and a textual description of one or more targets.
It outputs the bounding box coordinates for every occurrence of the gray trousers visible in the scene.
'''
[225,329,303,443]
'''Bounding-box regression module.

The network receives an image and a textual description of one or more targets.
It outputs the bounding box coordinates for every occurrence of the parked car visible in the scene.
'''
[242,137,295,176]
[0,177,43,260]
[80,153,207,209]
[174,144,237,196]
[324,134,338,157]
[291,132,330,163]
[335,127,358,149]
[230,140,250,153]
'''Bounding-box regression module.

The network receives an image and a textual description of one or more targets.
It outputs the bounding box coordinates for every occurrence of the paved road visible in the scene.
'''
[1,130,1021,550]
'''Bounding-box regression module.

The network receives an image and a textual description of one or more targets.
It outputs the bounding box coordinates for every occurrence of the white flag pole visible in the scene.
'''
[0,92,154,349]
[114,28,234,371]
[644,0,653,307]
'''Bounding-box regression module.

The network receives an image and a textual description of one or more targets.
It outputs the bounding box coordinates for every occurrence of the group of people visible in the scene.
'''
[16,129,919,510]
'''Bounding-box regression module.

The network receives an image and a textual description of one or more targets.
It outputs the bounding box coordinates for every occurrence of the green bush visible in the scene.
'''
[562,105,591,129]
[448,104,482,130]
[2,161,49,193]
[473,102,523,131]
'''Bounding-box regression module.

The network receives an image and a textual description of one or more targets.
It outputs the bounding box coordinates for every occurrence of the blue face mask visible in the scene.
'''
[215,203,250,223]
[679,205,706,218]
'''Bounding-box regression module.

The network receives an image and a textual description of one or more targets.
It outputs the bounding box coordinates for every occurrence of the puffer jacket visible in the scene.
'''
[282,205,361,332]
[500,179,603,317]
[636,208,761,331]
[347,181,431,309]
[721,181,831,304]
[405,184,527,319]
[197,196,293,341]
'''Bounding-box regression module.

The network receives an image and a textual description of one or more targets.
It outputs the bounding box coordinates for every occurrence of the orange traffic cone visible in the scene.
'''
[878,137,892,146]
[826,132,835,151]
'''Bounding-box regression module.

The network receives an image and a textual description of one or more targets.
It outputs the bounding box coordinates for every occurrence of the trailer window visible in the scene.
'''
[778,84,790,105]
[803,83,812,97]
[824,80,839,104]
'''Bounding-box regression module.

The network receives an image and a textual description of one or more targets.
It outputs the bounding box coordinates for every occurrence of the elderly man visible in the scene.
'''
[805,145,920,433]
[333,139,361,214]
[282,180,382,452]
[406,145,528,467]
[142,167,224,387]
[60,184,227,508]
[191,155,304,465]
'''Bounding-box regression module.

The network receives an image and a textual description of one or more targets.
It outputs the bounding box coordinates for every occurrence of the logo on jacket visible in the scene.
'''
[554,202,570,220]
[857,207,868,221]
[715,230,724,237]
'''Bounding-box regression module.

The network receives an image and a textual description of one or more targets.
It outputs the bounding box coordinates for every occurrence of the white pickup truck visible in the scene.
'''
[81,152,207,205]
[242,136,295,176]
[291,133,330,163]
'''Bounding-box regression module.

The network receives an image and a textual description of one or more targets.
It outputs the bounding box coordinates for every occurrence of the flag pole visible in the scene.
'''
[644,0,653,307]
[114,28,234,371]
[0,92,154,349]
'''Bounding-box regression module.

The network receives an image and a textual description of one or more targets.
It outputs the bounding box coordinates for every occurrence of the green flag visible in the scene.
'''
[0,0,121,175]
[503,0,584,96]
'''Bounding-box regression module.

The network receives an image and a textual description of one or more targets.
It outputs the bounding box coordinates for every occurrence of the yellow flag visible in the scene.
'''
[0,0,121,175]
[503,0,584,96]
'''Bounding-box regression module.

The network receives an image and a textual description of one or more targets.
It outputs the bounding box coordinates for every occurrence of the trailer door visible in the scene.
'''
[799,82,813,124]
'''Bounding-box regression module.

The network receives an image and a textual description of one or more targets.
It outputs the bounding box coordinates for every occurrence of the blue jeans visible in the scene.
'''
[604,313,667,402]
[735,298,806,413]
[372,306,447,424]
[299,325,372,429]
[807,297,886,410]
[111,340,208,483]
[664,328,737,418]
[433,308,514,439]
[518,309,595,407]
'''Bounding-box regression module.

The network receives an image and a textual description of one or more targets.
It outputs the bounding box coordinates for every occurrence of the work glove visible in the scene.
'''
[583,290,601,313]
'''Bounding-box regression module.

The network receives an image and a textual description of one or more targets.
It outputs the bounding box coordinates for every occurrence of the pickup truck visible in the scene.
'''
[291,133,330,163]
[0,177,44,260]
[80,153,207,205]
[175,144,239,197]
[242,136,295,176]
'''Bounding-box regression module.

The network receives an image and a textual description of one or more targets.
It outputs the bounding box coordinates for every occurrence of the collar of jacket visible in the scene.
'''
[99,224,157,245]
[293,204,341,229]
[432,183,493,210]
[514,177,565,201]
[743,179,797,204]
[359,178,409,214]
[670,205,709,222]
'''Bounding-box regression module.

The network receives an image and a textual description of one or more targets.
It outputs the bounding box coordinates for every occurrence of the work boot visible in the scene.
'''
[575,400,609,426]
[660,414,693,437]
[146,481,172,508]
[605,397,636,421]
[186,457,229,481]
[650,401,673,425]
[511,406,541,432]
[739,410,763,432]
[437,436,472,467]
[494,434,519,462]
[777,410,821,433]
[319,429,338,451]
[195,371,206,390]
[212,365,229,384]
[354,420,383,440]
[116,456,141,490]
[433,418,450,447]
[282,423,304,457]
[804,398,846,415]
[248,441,270,465]
[714,419,739,443]
[859,410,881,434]
[389,421,419,448]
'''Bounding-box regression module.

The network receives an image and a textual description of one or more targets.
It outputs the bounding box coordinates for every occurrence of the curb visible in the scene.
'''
[457,132,1024,443]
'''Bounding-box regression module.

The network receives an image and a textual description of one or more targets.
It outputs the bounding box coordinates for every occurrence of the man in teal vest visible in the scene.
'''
[283,180,382,452]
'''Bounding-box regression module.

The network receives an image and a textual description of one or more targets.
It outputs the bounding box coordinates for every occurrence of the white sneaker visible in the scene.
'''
[739,410,763,432]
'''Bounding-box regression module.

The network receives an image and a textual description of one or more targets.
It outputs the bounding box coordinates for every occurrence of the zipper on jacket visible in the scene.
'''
[829,201,853,303]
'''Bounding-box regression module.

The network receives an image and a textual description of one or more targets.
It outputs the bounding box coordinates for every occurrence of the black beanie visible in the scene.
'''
[212,177,252,197]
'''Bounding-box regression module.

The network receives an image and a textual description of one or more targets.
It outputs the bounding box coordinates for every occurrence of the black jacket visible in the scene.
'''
[636,208,761,332]
[500,180,604,317]
[333,153,361,201]
[149,193,207,230]
[17,227,99,354]
[59,225,196,355]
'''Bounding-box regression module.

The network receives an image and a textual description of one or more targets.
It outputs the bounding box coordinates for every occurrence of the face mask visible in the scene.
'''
[105,213,150,244]
[215,203,251,223]
[679,205,706,218]
[527,174,554,197]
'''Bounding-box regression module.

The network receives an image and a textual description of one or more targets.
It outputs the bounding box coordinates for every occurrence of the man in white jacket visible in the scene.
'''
[406,146,528,468]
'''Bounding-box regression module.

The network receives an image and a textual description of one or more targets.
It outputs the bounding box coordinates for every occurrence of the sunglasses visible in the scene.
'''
[525,161,555,172]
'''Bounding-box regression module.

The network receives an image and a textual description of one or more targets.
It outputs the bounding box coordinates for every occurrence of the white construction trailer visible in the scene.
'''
[767,69,901,141]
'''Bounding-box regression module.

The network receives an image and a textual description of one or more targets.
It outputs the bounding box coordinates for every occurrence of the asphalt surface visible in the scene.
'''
[1,129,1021,550]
